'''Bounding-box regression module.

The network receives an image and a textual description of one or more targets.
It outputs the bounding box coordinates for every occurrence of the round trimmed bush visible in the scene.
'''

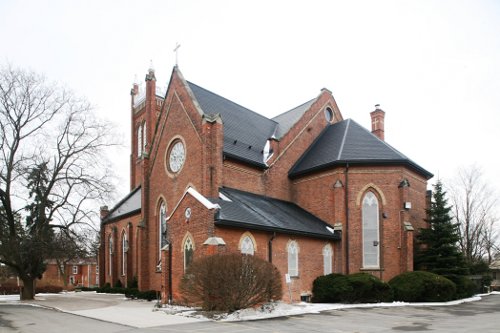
[312,273,392,303]
[345,273,393,303]
[312,273,351,303]
[444,274,476,299]
[389,271,456,302]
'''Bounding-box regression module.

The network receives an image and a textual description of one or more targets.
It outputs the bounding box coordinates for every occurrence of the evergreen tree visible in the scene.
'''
[415,181,468,276]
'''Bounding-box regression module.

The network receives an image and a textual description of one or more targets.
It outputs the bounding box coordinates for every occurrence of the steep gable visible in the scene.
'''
[272,98,316,139]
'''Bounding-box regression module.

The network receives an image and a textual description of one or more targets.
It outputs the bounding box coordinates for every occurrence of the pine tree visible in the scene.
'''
[415,181,468,276]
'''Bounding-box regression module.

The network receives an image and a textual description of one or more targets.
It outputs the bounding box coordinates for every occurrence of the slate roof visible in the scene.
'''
[214,187,340,240]
[102,186,141,223]
[289,119,433,179]
[188,82,277,168]
[272,98,316,139]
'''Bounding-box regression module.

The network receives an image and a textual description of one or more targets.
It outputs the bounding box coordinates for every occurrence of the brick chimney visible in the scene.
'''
[370,104,385,140]
[100,205,109,220]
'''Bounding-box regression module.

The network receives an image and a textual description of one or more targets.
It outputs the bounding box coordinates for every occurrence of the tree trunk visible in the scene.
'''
[20,276,35,300]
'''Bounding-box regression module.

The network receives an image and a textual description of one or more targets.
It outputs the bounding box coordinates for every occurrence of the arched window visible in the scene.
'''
[287,241,299,277]
[142,122,147,152]
[323,244,333,275]
[362,191,380,268]
[159,202,167,259]
[183,237,194,271]
[137,125,143,157]
[240,235,255,255]
[108,235,113,277]
[121,232,127,276]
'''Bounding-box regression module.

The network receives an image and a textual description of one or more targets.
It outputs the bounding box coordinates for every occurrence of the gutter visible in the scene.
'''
[214,220,340,241]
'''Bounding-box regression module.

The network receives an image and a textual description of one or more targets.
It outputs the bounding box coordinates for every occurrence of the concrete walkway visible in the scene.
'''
[17,292,206,328]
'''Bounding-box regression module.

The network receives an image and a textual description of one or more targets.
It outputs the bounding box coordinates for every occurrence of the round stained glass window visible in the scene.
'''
[168,141,185,173]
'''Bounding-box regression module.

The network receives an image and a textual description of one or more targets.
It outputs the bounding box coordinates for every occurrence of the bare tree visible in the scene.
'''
[0,65,116,300]
[449,165,499,267]
[52,230,91,287]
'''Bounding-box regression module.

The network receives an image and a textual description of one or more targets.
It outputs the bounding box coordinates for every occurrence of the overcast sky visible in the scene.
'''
[1,0,499,206]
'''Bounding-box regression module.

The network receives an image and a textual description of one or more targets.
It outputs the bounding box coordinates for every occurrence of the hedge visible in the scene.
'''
[0,285,63,295]
[312,273,392,303]
[80,286,159,301]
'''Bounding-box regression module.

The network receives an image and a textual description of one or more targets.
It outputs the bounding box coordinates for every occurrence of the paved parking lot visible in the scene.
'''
[1,293,499,332]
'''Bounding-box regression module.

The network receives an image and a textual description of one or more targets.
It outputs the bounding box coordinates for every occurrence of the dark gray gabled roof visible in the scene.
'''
[188,82,277,168]
[289,119,433,179]
[272,98,316,139]
[214,187,340,240]
[103,186,141,223]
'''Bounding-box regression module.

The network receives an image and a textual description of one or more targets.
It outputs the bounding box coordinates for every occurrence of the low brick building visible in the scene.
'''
[99,66,432,303]
[40,258,98,289]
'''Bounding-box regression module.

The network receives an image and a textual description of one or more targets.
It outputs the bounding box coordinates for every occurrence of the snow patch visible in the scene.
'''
[158,294,488,322]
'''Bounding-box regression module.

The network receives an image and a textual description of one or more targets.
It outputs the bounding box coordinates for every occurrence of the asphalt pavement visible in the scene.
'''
[1,292,499,332]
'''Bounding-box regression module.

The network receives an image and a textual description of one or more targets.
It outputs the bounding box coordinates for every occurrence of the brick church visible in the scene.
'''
[99,65,432,303]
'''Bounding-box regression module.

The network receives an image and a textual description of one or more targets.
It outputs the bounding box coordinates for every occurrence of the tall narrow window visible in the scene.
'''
[137,125,143,157]
[323,244,333,275]
[159,202,167,259]
[287,241,299,277]
[142,122,147,153]
[121,232,127,276]
[362,191,380,268]
[183,237,194,270]
[240,235,255,255]
[108,235,113,277]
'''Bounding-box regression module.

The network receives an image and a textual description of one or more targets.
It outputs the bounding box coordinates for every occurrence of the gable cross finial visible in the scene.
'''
[173,43,181,66]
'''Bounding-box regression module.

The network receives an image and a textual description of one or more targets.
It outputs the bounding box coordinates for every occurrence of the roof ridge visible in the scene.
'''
[337,119,351,160]
[187,81,278,125]
[349,119,410,159]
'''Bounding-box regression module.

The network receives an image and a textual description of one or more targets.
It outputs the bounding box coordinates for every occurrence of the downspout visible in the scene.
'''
[168,241,173,304]
[268,232,276,263]
[344,163,350,275]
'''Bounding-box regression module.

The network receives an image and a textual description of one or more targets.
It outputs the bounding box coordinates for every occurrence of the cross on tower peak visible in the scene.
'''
[173,43,181,66]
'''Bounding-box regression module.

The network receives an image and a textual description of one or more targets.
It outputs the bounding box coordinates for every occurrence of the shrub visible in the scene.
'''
[114,280,123,288]
[36,285,63,294]
[127,276,138,289]
[312,273,392,303]
[344,273,393,303]
[312,274,351,303]
[444,274,476,299]
[0,285,20,295]
[180,253,282,312]
[389,271,456,302]
[136,290,158,301]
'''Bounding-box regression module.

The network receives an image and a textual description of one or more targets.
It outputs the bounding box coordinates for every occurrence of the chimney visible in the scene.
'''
[100,205,109,220]
[370,104,385,140]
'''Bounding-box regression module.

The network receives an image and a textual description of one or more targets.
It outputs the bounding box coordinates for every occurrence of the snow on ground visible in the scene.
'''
[159,293,499,322]
[0,294,22,302]
[1,291,498,323]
